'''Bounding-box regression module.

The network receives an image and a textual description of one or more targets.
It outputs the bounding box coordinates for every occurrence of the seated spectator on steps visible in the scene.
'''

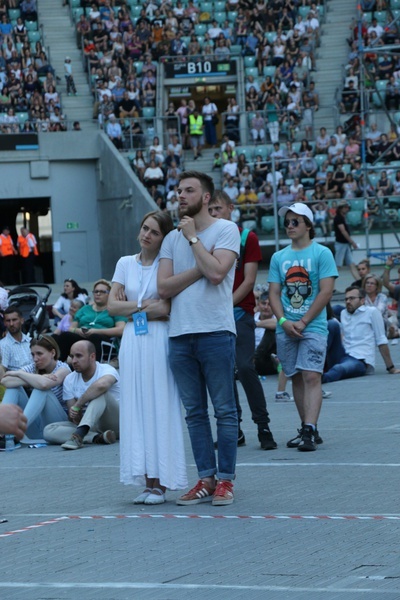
[44,341,119,450]
[322,286,400,383]
[0,307,32,379]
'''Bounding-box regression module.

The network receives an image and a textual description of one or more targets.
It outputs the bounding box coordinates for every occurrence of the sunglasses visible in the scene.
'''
[284,218,304,228]
[92,289,109,294]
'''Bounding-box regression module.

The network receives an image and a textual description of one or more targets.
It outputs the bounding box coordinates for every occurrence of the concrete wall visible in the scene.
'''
[0,131,156,283]
[97,134,156,279]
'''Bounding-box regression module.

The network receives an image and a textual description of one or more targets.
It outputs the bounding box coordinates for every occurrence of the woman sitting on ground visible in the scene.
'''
[1,336,70,446]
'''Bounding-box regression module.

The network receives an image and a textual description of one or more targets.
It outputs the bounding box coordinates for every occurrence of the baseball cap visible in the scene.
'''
[278,202,314,223]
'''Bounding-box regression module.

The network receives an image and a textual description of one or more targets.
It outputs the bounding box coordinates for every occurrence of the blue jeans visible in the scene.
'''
[2,387,67,439]
[169,332,238,480]
[323,320,367,382]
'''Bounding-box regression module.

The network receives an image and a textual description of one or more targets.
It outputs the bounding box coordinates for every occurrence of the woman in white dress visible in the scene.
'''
[108,211,187,505]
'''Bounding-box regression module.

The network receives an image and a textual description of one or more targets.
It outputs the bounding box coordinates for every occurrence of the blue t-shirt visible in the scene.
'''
[268,241,338,336]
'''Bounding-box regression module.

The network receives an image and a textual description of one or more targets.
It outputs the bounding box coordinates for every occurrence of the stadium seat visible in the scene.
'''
[214,1,226,11]
[72,7,84,20]
[227,11,237,22]
[245,67,258,78]
[214,12,226,24]
[142,107,155,121]
[346,210,363,227]
[263,66,276,78]
[133,61,143,75]
[28,31,41,43]
[230,45,242,56]
[194,24,207,35]
[244,56,256,68]
[16,112,29,126]
[25,21,38,31]
[261,216,275,233]
[199,2,213,12]
[350,199,365,211]
[8,8,20,19]
[239,146,255,161]
[69,0,81,7]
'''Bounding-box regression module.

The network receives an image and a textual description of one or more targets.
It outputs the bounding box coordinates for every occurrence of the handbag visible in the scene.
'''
[212,114,219,125]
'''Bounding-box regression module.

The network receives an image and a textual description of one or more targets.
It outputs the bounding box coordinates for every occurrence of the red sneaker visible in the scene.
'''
[212,480,234,506]
[176,479,215,505]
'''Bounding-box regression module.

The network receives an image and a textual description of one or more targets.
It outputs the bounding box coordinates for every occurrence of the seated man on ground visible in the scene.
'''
[44,340,120,450]
[0,307,32,378]
[322,286,400,382]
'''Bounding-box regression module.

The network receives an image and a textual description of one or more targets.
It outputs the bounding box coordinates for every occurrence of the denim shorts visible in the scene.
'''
[276,331,327,377]
[334,242,354,267]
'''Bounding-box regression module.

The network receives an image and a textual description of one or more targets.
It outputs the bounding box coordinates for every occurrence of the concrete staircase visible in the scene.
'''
[183,148,222,189]
[313,0,356,134]
[38,0,96,128]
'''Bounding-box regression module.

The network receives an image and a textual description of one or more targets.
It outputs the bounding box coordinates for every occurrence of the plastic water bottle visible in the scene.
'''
[5,435,16,451]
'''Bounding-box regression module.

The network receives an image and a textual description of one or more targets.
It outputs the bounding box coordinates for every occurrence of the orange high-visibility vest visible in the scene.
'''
[18,233,39,258]
[0,234,16,257]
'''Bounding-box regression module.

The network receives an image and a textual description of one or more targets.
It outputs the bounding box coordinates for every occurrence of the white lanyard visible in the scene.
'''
[137,255,159,309]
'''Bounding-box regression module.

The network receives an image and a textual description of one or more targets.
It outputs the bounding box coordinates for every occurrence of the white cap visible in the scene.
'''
[278,202,314,223]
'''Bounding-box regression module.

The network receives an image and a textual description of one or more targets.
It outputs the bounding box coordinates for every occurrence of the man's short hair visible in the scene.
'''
[179,170,215,198]
[260,291,269,301]
[4,306,23,318]
[345,285,366,299]
[210,190,232,206]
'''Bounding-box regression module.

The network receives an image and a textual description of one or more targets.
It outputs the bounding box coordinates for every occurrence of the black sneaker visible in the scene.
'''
[237,429,246,446]
[297,424,317,452]
[214,429,246,449]
[258,427,277,450]
[287,424,323,448]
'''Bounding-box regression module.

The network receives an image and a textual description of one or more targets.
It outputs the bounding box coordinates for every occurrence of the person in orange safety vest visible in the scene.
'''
[0,226,18,285]
[17,227,39,284]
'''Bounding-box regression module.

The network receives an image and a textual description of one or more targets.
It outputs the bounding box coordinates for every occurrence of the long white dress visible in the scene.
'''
[113,254,187,490]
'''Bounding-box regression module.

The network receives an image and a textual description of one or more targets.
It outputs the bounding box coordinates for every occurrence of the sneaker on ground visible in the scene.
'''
[212,480,234,506]
[287,424,323,448]
[275,391,294,402]
[176,479,215,505]
[237,429,246,446]
[258,427,278,450]
[322,389,332,399]
[92,430,116,444]
[297,424,317,451]
[61,434,84,450]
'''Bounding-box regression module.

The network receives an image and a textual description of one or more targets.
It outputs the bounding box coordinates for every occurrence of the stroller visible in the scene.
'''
[7,284,52,337]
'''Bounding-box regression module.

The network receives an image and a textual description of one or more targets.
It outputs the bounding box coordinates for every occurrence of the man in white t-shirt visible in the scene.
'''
[158,170,240,506]
[43,340,119,449]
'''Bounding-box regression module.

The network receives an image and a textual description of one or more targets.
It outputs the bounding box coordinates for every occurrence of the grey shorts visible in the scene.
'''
[276,331,327,376]
[334,241,353,267]
[190,134,204,147]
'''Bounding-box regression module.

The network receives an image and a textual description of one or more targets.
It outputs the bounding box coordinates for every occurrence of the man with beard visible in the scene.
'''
[268,203,337,451]
[0,307,31,378]
[158,171,240,506]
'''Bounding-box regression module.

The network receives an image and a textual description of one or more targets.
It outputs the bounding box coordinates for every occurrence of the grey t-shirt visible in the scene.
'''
[160,219,240,337]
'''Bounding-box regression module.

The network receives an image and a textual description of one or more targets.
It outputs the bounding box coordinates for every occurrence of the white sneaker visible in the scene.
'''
[275,391,294,402]
[322,389,332,399]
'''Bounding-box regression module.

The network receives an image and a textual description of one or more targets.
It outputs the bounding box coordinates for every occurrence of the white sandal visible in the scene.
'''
[144,488,165,505]
[133,488,152,504]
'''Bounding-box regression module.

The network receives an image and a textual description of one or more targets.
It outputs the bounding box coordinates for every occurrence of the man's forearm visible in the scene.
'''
[158,267,203,299]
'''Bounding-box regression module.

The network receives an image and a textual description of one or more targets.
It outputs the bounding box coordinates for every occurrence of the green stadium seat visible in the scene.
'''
[261,216,275,233]
[8,8,21,19]
[16,112,29,126]
[230,44,242,56]
[28,31,41,43]
[25,20,38,31]
[346,210,363,227]
[227,11,237,22]
[69,0,81,7]
[263,66,276,78]
[194,23,207,35]
[244,56,256,68]
[142,107,155,121]
[213,12,226,24]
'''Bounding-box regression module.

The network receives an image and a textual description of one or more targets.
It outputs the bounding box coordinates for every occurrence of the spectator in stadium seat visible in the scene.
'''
[106,114,123,150]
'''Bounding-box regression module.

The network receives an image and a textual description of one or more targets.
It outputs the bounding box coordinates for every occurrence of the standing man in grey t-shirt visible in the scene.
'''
[158,171,240,506]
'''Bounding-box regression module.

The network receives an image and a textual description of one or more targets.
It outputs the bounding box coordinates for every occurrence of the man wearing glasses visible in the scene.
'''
[268,203,338,451]
[322,286,400,382]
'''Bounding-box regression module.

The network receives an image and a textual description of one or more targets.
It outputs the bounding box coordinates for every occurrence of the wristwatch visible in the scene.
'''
[189,236,199,246]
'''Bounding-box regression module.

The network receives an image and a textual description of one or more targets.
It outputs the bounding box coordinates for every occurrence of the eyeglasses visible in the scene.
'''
[92,289,109,294]
[345,296,361,302]
[284,218,304,228]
